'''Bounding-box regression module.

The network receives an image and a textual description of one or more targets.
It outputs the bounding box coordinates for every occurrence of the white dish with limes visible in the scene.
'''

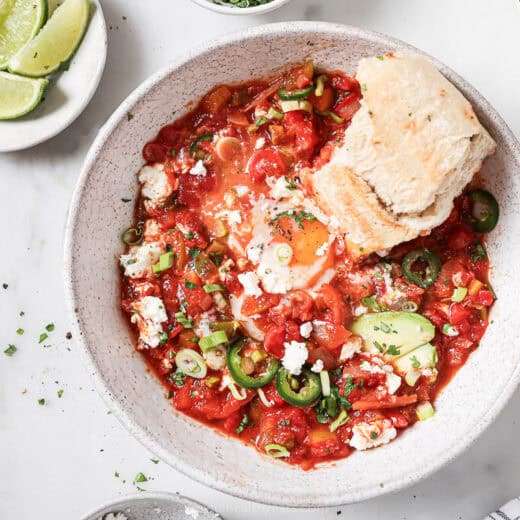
[0,0,106,152]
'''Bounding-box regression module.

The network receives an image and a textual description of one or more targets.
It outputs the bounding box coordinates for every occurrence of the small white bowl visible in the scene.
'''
[190,0,291,15]
[0,0,107,152]
[80,492,221,520]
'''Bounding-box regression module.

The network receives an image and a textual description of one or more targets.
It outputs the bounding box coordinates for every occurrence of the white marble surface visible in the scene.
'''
[1,1,520,519]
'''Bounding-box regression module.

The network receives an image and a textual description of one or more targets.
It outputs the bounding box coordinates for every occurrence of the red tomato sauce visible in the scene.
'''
[120,62,494,469]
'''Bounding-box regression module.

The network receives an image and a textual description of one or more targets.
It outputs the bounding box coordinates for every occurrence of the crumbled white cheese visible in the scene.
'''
[143,219,162,240]
[349,420,397,450]
[339,336,363,361]
[255,137,266,149]
[385,372,402,395]
[282,341,308,375]
[360,360,385,374]
[226,210,242,225]
[258,266,293,294]
[300,321,313,339]
[189,160,207,177]
[130,296,168,348]
[246,243,264,264]
[267,175,296,200]
[310,359,324,373]
[195,318,212,338]
[235,185,249,197]
[218,258,235,282]
[237,271,263,297]
[377,263,407,306]
[315,242,329,257]
[120,242,162,279]
[353,304,368,317]
[138,163,173,209]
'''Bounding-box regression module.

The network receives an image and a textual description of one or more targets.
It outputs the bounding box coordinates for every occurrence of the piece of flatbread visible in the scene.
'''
[310,53,496,255]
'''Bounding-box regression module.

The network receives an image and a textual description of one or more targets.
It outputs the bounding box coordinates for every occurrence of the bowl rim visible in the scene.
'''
[189,0,292,15]
[64,21,520,508]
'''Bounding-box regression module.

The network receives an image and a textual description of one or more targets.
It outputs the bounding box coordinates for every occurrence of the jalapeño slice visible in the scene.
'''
[227,338,279,390]
[402,248,441,289]
[278,84,315,101]
[464,189,499,233]
[276,368,321,407]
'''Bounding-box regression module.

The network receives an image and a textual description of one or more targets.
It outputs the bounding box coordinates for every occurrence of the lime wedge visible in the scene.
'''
[0,0,48,69]
[8,0,90,77]
[0,71,48,119]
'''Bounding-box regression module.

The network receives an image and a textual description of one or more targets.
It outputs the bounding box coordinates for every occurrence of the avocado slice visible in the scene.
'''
[393,343,438,373]
[351,311,435,361]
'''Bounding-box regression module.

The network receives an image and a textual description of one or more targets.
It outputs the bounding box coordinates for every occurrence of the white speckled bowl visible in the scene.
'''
[64,22,520,507]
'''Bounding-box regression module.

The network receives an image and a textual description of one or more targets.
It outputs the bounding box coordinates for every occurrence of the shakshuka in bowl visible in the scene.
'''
[65,22,520,507]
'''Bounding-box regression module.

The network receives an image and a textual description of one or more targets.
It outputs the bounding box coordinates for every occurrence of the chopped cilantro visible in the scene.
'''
[16,328,24,335]
[209,251,223,266]
[39,333,48,344]
[38,398,45,406]
[46,323,55,332]
[236,413,253,434]
[57,389,64,398]
[134,472,148,483]
[151,458,159,464]
[270,210,317,232]
[184,279,197,290]
[370,432,378,440]
[4,344,17,356]
[471,243,487,264]
[411,355,421,369]
[189,246,201,259]
[386,345,401,356]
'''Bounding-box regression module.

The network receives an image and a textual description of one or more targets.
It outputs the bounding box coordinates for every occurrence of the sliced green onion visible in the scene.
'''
[320,371,331,397]
[451,287,468,303]
[199,330,228,353]
[257,387,274,407]
[203,284,224,294]
[175,349,207,379]
[405,369,421,387]
[228,380,247,401]
[204,376,220,388]
[190,133,213,156]
[280,100,313,113]
[152,251,175,274]
[251,349,268,364]
[442,323,459,336]
[255,116,269,126]
[314,75,327,97]
[329,409,349,432]
[121,226,144,246]
[401,301,418,312]
[416,402,435,421]
[265,443,290,458]
[175,312,194,329]
[275,243,293,266]
[316,110,345,124]
[267,107,284,120]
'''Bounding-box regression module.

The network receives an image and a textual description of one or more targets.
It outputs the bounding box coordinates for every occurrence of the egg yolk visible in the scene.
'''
[273,215,331,265]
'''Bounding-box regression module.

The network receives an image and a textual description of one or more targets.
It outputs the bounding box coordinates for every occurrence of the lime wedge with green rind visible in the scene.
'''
[7,0,90,77]
[0,0,48,69]
[0,71,48,119]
